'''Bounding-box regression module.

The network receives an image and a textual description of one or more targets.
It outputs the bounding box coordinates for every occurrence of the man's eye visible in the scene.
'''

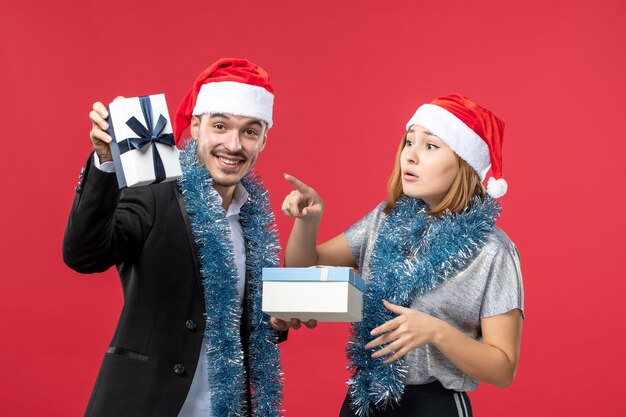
[244,129,258,136]
[213,123,225,130]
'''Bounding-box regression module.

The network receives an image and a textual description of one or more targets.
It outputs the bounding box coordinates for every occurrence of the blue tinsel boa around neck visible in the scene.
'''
[177,140,283,417]
[347,195,501,416]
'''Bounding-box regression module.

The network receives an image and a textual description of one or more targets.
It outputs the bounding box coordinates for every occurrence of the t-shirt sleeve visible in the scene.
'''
[480,238,525,319]
[343,206,379,269]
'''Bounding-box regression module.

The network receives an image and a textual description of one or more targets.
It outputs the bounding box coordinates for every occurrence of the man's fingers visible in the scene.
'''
[270,317,289,331]
[92,101,109,119]
[303,319,317,329]
[91,96,125,122]
[270,317,316,331]
[91,128,112,144]
[89,110,109,131]
[290,318,302,330]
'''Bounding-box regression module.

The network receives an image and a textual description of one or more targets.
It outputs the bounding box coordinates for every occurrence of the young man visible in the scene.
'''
[63,58,312,417]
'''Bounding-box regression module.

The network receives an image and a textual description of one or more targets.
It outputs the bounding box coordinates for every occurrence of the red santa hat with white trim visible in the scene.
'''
[173,58,274,143]
[405,93,508,198]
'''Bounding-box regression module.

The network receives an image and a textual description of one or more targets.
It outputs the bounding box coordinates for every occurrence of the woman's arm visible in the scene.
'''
[434,309,522,387]
[367,301,523,388]
[282,174,355,268]
[271,174,356,331]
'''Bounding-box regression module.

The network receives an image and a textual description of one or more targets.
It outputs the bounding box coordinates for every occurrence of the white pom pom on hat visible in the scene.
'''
[487,177,508,198]
[405,93,508,198]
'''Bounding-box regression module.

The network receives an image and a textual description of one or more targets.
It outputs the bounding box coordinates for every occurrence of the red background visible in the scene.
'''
[1,0,625,415]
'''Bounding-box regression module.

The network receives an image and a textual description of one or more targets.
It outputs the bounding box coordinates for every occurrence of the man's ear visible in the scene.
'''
[259,132,268,152]
[190,115,201,140]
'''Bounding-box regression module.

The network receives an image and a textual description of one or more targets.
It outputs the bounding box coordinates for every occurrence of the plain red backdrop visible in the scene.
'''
[1,0,625,416]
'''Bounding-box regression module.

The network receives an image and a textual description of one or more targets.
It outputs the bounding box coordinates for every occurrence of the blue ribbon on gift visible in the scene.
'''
[117,96,175,183]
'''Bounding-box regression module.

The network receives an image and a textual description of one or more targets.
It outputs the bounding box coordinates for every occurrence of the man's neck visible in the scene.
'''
[213,184,236,210]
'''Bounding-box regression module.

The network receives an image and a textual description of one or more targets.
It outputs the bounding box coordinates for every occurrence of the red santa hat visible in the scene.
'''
[173,58,274,143]
[405,93,508,198]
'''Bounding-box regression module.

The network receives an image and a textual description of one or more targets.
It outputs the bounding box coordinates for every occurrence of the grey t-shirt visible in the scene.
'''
[344,202,524,392]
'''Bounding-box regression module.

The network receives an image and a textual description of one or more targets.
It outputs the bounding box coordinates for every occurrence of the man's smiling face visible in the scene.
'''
[191,113,267,188]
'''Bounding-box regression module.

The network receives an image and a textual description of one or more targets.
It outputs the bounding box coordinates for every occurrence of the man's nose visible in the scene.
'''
[224,131,242,152]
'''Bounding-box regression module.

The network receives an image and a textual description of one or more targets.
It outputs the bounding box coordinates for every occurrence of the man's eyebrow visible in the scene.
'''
[245,120,264,129]
[208,113,264,128]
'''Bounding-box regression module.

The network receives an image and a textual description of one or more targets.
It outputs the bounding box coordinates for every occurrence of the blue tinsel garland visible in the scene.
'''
[178,140,283,417]
[347,195,500,416]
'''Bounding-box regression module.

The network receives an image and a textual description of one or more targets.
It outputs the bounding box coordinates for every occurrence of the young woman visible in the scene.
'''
[278,94,523,417]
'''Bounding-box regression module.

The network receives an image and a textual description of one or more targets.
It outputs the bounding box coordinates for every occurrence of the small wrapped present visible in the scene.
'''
[107,94,182,188]
[262,266,365,322]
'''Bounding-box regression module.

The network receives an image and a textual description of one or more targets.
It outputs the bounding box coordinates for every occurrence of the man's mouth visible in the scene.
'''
[214,153,246,168]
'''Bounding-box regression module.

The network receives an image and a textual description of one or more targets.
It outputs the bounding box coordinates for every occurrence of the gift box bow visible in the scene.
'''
[117,96,175,183]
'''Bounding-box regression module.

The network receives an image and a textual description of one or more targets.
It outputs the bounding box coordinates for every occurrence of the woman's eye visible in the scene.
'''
[427,143,439,150]
[405,139,414,146]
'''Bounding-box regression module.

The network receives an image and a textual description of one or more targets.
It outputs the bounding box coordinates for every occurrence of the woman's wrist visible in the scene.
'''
[295,214,323,228]
[430,317,449,348]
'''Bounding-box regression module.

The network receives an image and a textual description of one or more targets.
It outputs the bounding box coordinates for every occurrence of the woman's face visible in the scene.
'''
[400,125,460,208]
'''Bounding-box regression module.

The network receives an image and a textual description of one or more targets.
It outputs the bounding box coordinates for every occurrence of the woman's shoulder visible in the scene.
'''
[482,227,521,261]
[344,201,387,239]
[353,201,387,224]
[488,227,517,249]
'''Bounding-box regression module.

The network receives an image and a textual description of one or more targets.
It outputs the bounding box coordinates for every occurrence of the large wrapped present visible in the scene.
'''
[107,94,182,188]
[262,266,365,322]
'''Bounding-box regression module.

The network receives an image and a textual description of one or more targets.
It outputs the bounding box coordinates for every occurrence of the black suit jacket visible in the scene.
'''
[63,156,282,417]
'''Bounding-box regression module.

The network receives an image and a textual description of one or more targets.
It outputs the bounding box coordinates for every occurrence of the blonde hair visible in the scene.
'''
[383,133,486,216]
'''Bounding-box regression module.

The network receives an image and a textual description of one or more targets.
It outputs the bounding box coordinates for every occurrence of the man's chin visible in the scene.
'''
[206,160,255,187]
[212,175,243,188]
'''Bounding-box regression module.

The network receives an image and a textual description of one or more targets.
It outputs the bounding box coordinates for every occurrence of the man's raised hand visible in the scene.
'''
[88,96,125,164]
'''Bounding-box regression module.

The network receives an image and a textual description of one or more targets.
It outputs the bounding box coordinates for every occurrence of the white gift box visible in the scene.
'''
[107,94,182,188]
[262,267,365,322]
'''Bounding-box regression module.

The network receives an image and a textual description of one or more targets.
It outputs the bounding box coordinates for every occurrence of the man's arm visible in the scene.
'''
[62,155,156,272]
[63,99,155,273]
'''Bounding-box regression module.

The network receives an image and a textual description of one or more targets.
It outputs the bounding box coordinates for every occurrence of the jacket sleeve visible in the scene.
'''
[62,154,156,273]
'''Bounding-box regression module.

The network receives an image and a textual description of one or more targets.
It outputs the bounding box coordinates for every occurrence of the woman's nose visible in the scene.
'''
[405,149,418,164]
